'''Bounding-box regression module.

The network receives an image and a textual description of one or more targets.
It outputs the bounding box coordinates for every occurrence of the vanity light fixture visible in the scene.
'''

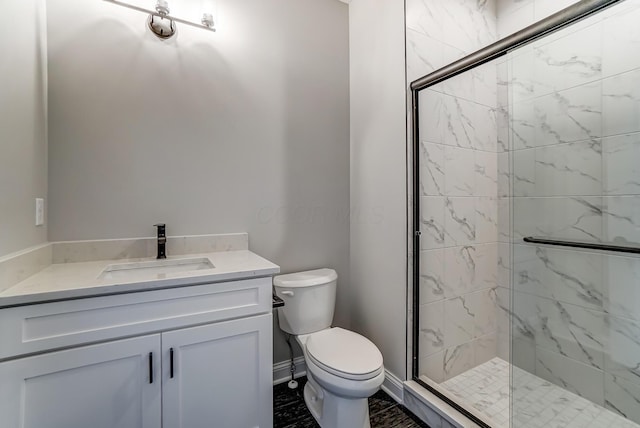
[103,0,216,39]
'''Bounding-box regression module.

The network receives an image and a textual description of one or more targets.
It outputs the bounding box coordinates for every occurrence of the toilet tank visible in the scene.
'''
[273,268,338,335]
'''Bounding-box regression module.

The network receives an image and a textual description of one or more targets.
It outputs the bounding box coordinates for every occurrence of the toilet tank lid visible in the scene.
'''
[273,268,337,288]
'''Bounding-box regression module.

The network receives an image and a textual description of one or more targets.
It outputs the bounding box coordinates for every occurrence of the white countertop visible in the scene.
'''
[0,250,280,308]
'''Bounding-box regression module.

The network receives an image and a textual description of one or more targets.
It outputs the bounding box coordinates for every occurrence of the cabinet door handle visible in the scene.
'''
[149,352,154,384]
[170,348,175,378]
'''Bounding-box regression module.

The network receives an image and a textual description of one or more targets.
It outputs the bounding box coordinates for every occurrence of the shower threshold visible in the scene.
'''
[420,358,639,428]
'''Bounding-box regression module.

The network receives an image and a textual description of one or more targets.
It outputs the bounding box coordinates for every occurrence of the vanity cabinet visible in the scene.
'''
[0,334,162,428]
[0,277,273,428]
[162,314,272,428]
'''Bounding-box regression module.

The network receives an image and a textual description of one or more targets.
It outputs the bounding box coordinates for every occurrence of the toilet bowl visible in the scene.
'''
[274,269,385,428]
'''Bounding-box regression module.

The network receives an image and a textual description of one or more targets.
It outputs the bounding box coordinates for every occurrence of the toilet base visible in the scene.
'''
[303,373,371,428]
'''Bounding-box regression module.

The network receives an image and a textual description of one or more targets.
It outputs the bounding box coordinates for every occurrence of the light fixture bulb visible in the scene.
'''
[201,13,214,28]
[155,0,170,16]
[149,0,176,39]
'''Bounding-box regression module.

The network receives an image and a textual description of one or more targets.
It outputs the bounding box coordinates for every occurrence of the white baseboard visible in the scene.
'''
[273,356,307,385]
[381,370,404,404]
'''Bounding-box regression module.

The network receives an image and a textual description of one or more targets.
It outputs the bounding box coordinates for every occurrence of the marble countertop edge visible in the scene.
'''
[0,250,280,309]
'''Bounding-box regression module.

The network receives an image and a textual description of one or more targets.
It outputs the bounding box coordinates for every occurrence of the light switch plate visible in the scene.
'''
[35,198,44,226]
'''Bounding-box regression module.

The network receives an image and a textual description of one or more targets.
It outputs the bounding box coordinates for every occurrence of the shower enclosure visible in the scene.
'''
[411,0,640,427]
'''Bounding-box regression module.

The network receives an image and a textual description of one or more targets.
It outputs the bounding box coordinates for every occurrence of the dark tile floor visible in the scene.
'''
[274,377,431,428]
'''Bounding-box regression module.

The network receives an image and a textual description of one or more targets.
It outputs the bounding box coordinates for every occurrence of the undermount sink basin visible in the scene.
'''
[99,257,215,280]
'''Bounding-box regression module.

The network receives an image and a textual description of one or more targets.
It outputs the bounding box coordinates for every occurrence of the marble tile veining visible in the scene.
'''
[444,245,476,298]
[443,342,474,380]
[420,197,446,250]
[406,0,496,55]
[531,22,602,97]
[407,29,443,82]
[602,196,640,244]
[602,133,640,196]
[445,147,475,196]
[533,140,603,197]
[419,248,446,304]
[533,298,606,371]
[602,68,640,138]
[512,197,604,242]
[444,198,476,246]
[535,346,605,405]
[605,255,640,322]
[534,82,602,147]
[476,197,498,244]
[420,142,445,196]
[443,297,475,349]
[420,300,445,357]
[606,315,640,387]
[512,244,604,310]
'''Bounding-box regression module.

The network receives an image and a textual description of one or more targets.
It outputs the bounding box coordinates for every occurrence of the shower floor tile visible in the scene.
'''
[436,357,639,428]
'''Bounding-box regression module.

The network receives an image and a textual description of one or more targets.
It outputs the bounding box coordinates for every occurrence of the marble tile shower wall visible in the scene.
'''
[504,1,640,423]
[496,0,582,40]
[493,0,586,370]
[407,0,502,383]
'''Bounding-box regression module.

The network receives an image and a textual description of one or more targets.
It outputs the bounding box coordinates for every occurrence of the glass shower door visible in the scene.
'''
[508,1,640,426]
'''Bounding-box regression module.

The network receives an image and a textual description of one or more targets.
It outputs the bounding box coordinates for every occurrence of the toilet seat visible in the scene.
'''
[305,328,383,381]
[304,349,385,399]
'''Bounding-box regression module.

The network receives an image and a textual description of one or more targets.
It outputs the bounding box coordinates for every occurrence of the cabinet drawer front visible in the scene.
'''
[0,277,271,360]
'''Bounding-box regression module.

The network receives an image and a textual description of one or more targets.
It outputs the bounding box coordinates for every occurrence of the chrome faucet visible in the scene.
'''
[154,223,167,259]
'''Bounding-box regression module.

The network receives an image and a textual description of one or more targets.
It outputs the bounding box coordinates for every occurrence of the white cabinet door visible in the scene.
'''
[162,313,273,428]
[0,334,161,428]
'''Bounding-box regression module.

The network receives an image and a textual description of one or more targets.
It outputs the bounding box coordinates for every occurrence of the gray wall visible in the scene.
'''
[0,0,48,257]
[349,0,408,380]
[46,0,350,364]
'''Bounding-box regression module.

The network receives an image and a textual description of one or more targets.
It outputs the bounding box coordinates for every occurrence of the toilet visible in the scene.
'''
[274,268,385,428]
